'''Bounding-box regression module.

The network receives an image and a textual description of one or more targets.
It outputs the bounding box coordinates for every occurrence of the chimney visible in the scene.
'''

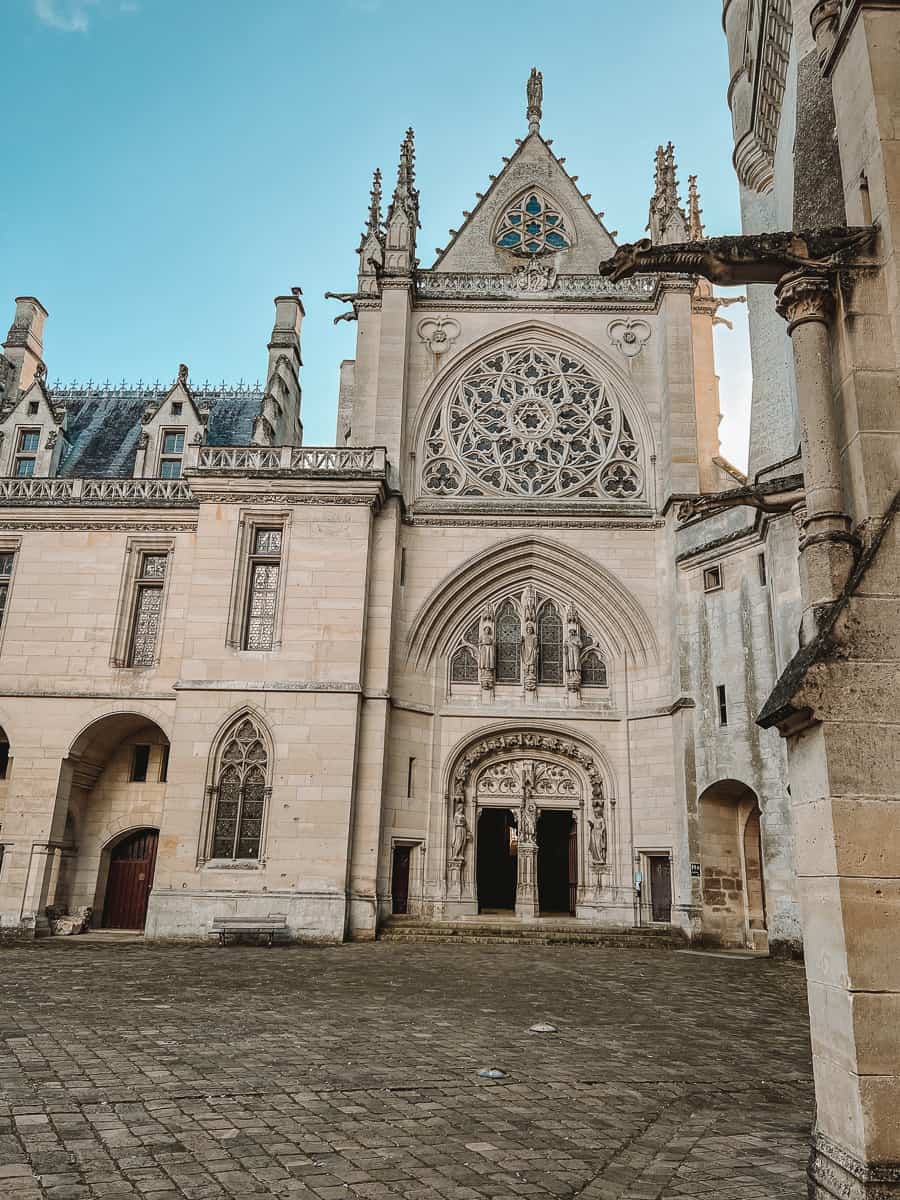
[267,290,304,383]
[3,297,48,393]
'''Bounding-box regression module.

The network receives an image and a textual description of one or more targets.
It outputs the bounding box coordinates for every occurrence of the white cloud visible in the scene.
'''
[31,0,142,32]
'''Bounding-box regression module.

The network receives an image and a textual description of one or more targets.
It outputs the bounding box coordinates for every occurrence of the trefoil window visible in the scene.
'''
[243,528,283,650]
[159,430,185,478]
[128,552,168,667]
[211,717,268,860]
[495,190,572,255]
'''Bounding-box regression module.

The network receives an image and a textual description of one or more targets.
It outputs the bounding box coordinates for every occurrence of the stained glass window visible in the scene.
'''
[0,552,13,627]
[581,650,608,687]
[243,528,282,650]
[538,604,563,684]
[127,552,167,667]
[212,717,268,860]
[495,190,572,255]
[450,645,478,683]
[495,600,521,684]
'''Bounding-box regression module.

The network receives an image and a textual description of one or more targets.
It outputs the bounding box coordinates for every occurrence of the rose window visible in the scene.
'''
[421,344,643,500]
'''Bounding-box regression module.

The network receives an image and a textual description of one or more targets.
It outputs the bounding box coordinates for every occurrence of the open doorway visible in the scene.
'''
[477,808,517,912]
[537,811,576,915]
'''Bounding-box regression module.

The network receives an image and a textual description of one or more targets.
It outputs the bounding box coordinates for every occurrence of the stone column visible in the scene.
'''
[774,271,854,637]
[515,841,538,919]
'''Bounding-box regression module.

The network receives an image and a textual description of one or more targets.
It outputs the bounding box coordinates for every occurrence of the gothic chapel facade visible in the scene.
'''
[0,75,800,952]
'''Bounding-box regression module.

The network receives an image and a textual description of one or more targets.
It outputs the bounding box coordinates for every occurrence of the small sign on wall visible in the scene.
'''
[690,862,702,878]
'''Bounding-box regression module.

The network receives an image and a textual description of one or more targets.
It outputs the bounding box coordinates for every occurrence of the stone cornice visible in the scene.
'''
[404,514,665,530]
[0,515,198,532]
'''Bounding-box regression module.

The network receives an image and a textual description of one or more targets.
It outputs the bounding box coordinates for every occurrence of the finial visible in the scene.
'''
[35,361,47,384]
[687,174,705,240]
[527,67,543,134]
[388,128,419,225]
[367,167,383,235]
[177,363,189,386]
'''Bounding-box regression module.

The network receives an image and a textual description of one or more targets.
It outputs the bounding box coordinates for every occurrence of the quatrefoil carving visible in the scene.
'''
[607,319,652,359]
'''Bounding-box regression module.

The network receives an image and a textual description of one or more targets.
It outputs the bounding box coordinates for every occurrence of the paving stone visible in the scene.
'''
[0,943,812,1198]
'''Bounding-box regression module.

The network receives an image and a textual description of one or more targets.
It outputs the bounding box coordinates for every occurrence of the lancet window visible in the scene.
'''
[495,189,572,255]
[581,650,608,687]
[210,716,269,861]
[538,603,563,684]
[495,601,521,684]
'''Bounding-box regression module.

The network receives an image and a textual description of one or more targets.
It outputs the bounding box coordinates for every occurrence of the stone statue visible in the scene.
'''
[478,604,495,689]
[521,797,537,845]
[526,68,543,133]
[521,587,538,690]
[178,363,189,386]
[564,603,582,691]
[450,798,468,859]
[588,797,607,865]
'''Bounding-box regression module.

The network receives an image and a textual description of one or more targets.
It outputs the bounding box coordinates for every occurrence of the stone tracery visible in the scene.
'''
[421,343,644,501]
[449,590,608,693]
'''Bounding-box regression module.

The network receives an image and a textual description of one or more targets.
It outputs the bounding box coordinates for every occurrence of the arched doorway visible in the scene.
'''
[40,712,170,931]
[698,779,768,949]
[102,828,159,929]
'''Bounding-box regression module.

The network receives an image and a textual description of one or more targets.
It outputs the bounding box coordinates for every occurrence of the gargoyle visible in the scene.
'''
[598,227,876,286]
[324,291,361,325]
[677,474,805,522]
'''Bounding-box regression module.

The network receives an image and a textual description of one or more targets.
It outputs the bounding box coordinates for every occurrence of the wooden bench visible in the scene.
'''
[209,915,288,947]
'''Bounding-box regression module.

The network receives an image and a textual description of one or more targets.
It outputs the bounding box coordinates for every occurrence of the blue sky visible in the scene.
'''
[2,0,753,464]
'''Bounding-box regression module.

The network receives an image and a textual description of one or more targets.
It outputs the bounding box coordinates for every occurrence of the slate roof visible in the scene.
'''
[50,383,265,478]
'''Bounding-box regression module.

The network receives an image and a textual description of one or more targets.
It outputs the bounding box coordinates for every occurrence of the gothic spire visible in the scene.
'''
[647,141,688,244]
[388,127,419,225]
[687,174,705,240]
[367,167,383,236]
[526,67,543,134]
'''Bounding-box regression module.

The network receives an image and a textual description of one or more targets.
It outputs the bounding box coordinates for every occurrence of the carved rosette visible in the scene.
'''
[774,270,835,333]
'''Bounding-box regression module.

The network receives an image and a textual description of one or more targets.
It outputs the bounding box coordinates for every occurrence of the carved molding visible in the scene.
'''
[415,271,659,303]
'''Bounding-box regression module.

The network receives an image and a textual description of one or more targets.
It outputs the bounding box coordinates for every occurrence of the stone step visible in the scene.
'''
[377,920,680,948]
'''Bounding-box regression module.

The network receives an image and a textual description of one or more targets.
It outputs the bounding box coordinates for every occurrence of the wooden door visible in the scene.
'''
[649,855,672,923]
[103,829,158,929]
[391,845,412,915]
[567,818,578,915]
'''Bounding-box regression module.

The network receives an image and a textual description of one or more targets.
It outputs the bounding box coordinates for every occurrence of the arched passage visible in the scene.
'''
[46,712,170,931]
[698,779,767,950]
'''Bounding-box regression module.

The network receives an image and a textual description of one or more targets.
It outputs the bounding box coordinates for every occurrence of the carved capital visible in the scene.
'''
[775,270,834,332]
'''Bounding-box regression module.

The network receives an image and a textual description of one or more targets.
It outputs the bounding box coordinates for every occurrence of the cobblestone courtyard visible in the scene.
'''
[0,942,813,1199]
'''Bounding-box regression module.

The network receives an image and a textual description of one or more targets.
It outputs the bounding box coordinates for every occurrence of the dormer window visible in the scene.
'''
[14,429,39,477]
[495,189,572,255]
[159,430,185,478]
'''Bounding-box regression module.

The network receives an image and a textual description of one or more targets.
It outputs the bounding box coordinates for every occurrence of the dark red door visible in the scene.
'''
[567,818,578,915]
[649,855,672,923]
[103,829,158,929]
[391,845,412,915]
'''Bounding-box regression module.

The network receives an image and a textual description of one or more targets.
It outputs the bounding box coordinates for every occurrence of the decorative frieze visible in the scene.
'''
[0,477,195,505]
[415,270,659,303]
